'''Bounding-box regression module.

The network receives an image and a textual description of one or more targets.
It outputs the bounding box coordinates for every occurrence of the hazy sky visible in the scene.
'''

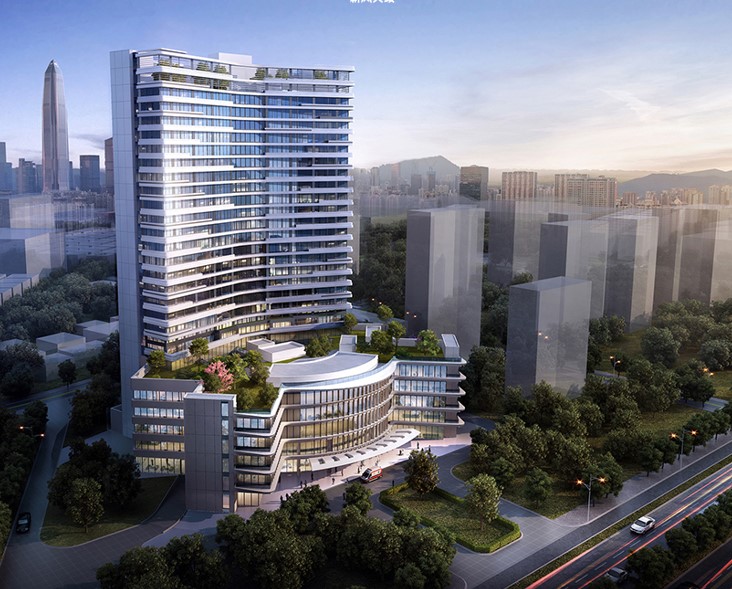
[3,0,732,171]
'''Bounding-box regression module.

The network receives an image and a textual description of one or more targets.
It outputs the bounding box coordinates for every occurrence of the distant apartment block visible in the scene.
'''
[501,171,537,200]
[505,276,591,395]
[555,174,617,207]
[604,214,658,330]
[459,166,489,200]
[539,219,608,318]
[405,206,484,353]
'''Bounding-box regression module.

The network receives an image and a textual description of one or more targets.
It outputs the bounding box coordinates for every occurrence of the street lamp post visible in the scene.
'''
[18,425,44,439]
[670,428,697,470]
[609,356,621,376]
[577,474,605,523]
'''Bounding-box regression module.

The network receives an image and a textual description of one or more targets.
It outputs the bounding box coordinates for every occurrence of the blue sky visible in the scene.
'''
[3,0,732,171]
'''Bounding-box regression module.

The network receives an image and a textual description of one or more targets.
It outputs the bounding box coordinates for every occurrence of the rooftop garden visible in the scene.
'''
[145,339,277,412]
[305,310,443,363]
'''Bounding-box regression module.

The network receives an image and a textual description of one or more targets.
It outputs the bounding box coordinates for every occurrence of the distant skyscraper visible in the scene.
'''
[17,159,39,194]
[459,166,489,200]
[42,60,70,192]
[0,142,11,193]
[427,170,436,193]
[410,173,422,195]
[104,137,114,192]
[501,171,537,200]
[79,155,101,192]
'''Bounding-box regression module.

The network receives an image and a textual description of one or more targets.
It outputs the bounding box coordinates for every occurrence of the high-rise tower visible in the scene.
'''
[42,60,70,192]
[111,49,354,435]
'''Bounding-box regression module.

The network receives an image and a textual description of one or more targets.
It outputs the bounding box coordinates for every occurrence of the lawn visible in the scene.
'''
[381,485,519,552]
[41,476,177,547]
[452,462,581,519]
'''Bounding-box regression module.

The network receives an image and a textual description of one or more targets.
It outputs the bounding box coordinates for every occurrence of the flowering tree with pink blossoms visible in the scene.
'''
[203,360,234,394]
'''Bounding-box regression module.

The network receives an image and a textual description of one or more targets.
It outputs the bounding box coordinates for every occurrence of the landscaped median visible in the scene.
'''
[380,483,520,553]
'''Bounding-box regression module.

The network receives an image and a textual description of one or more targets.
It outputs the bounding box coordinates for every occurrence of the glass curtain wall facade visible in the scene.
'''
[112,49,354,436]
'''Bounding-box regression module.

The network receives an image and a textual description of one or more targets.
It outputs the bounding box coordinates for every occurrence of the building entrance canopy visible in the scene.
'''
[308,427,420,472]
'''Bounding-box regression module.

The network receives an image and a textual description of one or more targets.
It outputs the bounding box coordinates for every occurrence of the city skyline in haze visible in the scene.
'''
[2,0,732,172]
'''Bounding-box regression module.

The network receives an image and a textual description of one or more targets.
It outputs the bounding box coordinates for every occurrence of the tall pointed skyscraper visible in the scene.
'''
[42,60,70,192]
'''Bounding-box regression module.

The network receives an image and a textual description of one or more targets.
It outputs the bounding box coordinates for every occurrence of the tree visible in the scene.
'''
[163,534,229,589]
[343,312,358,334]
[416,330,441,356]
[57,359,77,388]
[147,350,166,376]
[488,457,515,490]
[305,334,332,357]
[0,363,35,399]
[376,304,393,323]
[465,474,501,531]
[0,501,10,551]
[626,546,675,589]
[279,485,330,534]
[463,346,505,412]
[595,453,624,497]
[97,546,177,589]
[344,482,372,515]
[23,400,48,434]
[67,477,104,532]
[638,444,663,476]
[524,467,552,507]
[676,360,716,406]
[655,436,680,469]
[665,526,698,563]
[394,563,426,589]
[258,382,279,408]
[216,510,321,589]
[105,454,142,509]
[387,320,406,342]
[682,514,716,550]
[393,507,420,528]
[640,327,680,368]
[245,350,269,385]
[203,360,234,394]
[189,338,209,364]
[404,449,439,496]
[370,329,395,358]
[607,315,626,341]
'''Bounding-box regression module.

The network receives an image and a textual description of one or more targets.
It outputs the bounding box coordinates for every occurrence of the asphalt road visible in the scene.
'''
[529,463,732,589]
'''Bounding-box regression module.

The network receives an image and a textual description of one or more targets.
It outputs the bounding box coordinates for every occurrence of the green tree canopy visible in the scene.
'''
[416,330,441,356]
[465,474,501,531]
[188,338,209,364]
[404,449,439,495]
[640,327,680,368]
[58,359,77,388]
[67,477,104,532]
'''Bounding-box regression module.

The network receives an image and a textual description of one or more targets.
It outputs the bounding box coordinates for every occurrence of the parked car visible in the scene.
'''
[605,567,628,584]
[15,512,31,534]
[360,467,383,483]
[630,515,656,534]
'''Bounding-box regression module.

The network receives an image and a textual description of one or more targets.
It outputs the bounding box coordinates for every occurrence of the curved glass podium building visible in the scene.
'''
[130,335,465,511]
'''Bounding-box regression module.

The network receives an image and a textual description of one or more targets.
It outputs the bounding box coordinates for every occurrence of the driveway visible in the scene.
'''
[0,395,186,589]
